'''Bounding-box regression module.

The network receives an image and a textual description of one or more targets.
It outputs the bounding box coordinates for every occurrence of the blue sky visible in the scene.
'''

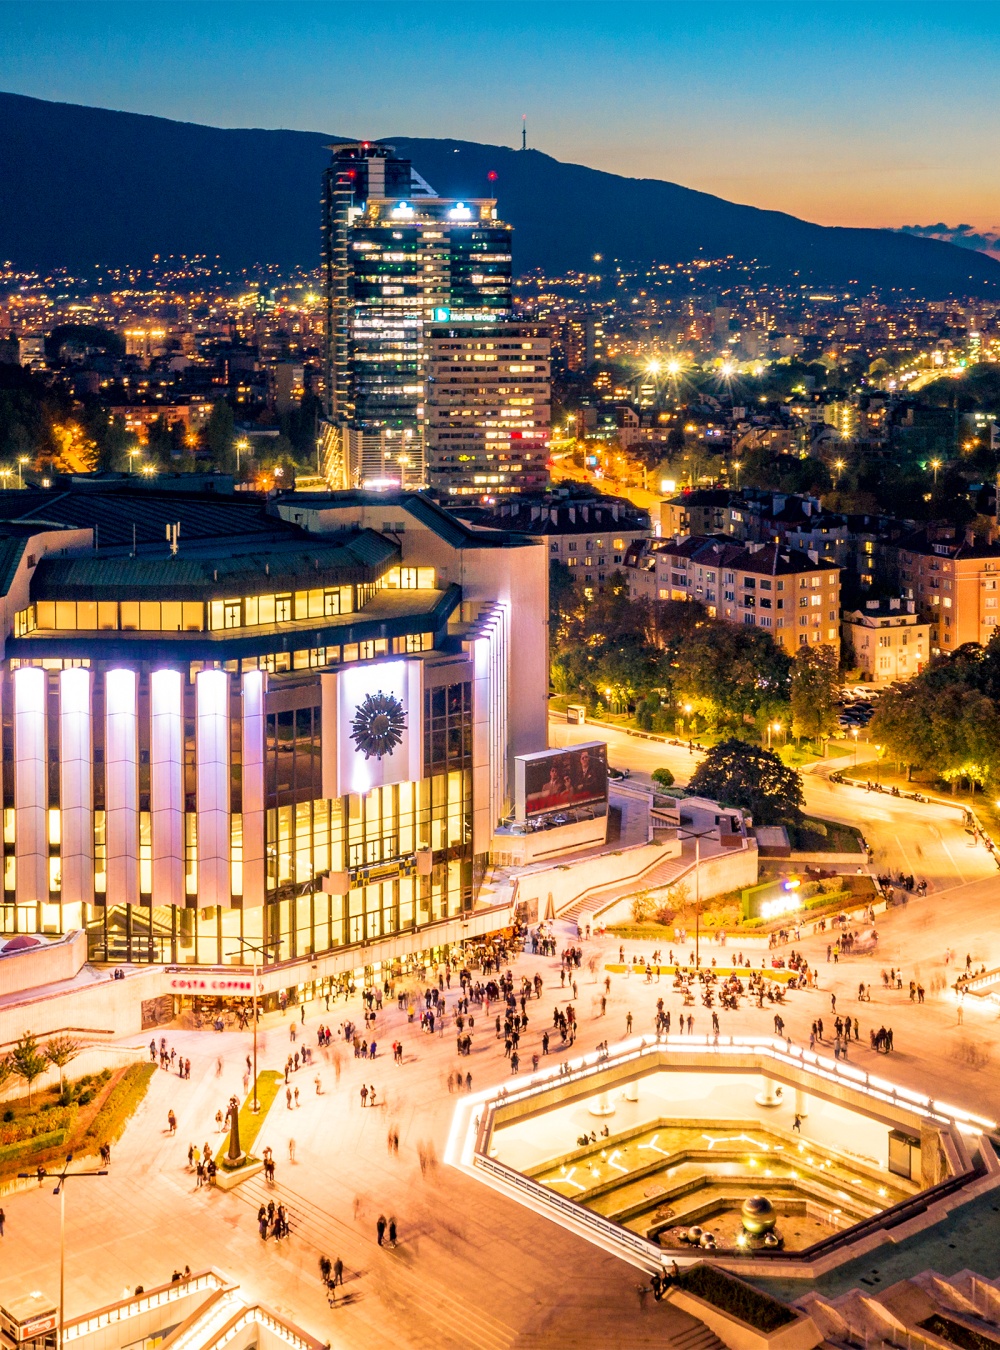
[1,1,998,230]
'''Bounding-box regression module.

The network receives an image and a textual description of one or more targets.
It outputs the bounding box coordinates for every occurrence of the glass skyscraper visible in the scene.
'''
[322,142,513,489]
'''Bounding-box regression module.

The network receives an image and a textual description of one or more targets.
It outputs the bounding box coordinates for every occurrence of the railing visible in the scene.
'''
[471,1034,999,1269]
[475,1152,664,1271]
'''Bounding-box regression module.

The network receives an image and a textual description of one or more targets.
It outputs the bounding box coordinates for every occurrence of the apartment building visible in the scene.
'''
[842,598,930,682]
[462,494,649,598]
[626,535,841,658]
[894,527,1000,655]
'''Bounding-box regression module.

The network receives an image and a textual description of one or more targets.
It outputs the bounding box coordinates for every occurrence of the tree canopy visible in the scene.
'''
[688,738,804,826]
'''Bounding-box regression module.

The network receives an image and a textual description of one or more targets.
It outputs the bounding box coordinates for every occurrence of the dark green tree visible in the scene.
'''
[204,400,236,471]
[790,644,839,742]
[688,738,804,826]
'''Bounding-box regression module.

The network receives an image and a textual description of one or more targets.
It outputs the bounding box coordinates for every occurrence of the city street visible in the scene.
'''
[549,717,998,895]
[3,876,1000,1348]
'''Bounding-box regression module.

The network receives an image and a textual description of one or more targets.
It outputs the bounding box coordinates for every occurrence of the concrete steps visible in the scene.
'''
[560,856,693,924]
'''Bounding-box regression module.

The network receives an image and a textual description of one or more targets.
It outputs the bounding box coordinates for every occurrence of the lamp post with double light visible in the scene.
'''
[18,1154,107,1350]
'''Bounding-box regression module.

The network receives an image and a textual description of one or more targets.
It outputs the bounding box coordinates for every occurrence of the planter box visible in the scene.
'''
[666,1287,821,1350]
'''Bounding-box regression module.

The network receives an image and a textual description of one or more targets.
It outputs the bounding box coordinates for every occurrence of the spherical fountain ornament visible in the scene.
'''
[741,1195,777,1236]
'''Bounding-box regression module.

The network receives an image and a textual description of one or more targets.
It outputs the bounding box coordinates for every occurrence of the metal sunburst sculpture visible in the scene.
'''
[350,690,407,760]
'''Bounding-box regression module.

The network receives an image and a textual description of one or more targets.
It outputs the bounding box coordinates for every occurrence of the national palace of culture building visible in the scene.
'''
[0,480,547,977]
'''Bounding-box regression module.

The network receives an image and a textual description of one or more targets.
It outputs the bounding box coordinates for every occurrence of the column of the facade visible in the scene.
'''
[14,666,48,903]
[59,667,93,907]
[196,668,230,907]
[241,670,265,907]
[150,668,184,908]
[105,668,139,905]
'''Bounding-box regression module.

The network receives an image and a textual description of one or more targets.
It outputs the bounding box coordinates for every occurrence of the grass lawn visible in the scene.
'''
[217,1069,283,1168]
[789,816,864,853]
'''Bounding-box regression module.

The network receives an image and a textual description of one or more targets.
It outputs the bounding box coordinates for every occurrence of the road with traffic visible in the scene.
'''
[549,715,998,897]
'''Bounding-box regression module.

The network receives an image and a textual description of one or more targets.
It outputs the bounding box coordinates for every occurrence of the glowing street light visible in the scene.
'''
[930,457,942,487]
[0,468,12,491]
[833,458,846,487]
[127,447,141,474]
[767,721,781,750]
[17,455,30,489]
[235,437,251,474]
[732,459,743,490]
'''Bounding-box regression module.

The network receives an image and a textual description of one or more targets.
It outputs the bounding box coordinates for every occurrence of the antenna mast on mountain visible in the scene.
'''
[521,114,527,151]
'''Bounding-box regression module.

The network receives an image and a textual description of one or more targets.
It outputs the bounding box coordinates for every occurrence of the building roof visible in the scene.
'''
[457,494,649,537]
[627,534,840,577]
[31,529,398,602]
[897,527,1000,561]
[275,490,541,551]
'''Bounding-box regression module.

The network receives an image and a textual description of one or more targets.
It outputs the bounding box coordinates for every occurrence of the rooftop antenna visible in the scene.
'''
[131,523,136,559]
[166,521,180,556]
[521,114,527,151]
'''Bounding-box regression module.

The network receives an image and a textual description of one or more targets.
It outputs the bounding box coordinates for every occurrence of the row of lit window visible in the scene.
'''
[10,633,435,679]
[15,586,364,637]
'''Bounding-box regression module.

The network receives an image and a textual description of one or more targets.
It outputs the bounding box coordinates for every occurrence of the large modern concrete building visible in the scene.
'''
[321,142,513,489]
[0,482,547,971]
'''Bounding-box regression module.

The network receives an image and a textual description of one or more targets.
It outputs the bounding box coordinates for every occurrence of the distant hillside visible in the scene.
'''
[1,90,998,296]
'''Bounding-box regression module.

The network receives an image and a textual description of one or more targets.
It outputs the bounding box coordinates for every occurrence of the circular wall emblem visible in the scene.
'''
[350,690,407,760]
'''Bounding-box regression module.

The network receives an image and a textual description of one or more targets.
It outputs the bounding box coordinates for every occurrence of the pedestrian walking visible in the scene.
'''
[167,1110,177,1135]
[377,1214,387,1246]
[388,1216,397,1247]
[0,1207,5,1237]
[333,1256,343,1286]
[360,1085,368,1108]
[288,1138,296,1164]
[286,1086,292,1109]
[626,1011,633,1033]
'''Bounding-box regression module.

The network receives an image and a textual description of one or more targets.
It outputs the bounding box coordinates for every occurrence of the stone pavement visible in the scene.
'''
[2,884,1000,1347]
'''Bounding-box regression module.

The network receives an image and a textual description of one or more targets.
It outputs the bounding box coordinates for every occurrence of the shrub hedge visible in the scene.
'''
[84,1063,156,1146]
[676,1264,795,1332]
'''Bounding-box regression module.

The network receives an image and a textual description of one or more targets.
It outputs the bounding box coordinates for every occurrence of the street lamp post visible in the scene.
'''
[767,721,781,751]
[226,937,281,1112]
[930,458,942,488]
[852,726,859,766]
[675,825,717,969]
[732,460,742,491]
[18,1154,107,1350]
[17,456,29,489]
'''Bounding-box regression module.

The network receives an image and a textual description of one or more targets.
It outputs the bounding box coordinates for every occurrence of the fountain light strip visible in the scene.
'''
[470,1035,996,1136]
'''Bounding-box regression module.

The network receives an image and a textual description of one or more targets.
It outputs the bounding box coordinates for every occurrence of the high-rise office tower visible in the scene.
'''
[322,142,513,489]
[425,323,551,496]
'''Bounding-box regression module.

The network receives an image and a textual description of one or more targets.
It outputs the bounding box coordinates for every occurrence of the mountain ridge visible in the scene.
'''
[1,90,998,296]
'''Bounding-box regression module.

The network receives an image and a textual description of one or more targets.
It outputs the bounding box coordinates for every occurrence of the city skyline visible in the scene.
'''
[0,0,998,239]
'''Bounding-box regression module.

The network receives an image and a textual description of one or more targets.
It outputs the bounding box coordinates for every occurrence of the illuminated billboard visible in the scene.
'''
[514,742,608,822]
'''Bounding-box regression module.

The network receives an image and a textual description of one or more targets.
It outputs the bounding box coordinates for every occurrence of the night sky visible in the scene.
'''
[2,1,998,236]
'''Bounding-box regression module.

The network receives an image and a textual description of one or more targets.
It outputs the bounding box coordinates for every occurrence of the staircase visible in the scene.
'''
[796,1269,1000,1350]
[559,855,694,925]
[665,1315,730,1350]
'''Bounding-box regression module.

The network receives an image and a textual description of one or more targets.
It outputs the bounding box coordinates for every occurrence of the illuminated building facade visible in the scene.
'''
[0,484,547,968]
[321,142,513,489]
[425,323,551,496]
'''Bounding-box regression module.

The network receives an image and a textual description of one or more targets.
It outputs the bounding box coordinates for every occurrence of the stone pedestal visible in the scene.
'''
[214,1159,263,1191]
[623,1081,639,1103]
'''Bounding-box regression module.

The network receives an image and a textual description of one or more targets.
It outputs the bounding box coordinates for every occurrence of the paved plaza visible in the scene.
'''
[3,874,1000,1349]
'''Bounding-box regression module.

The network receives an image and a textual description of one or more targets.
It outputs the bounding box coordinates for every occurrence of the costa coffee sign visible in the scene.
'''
[168,977,253,993]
